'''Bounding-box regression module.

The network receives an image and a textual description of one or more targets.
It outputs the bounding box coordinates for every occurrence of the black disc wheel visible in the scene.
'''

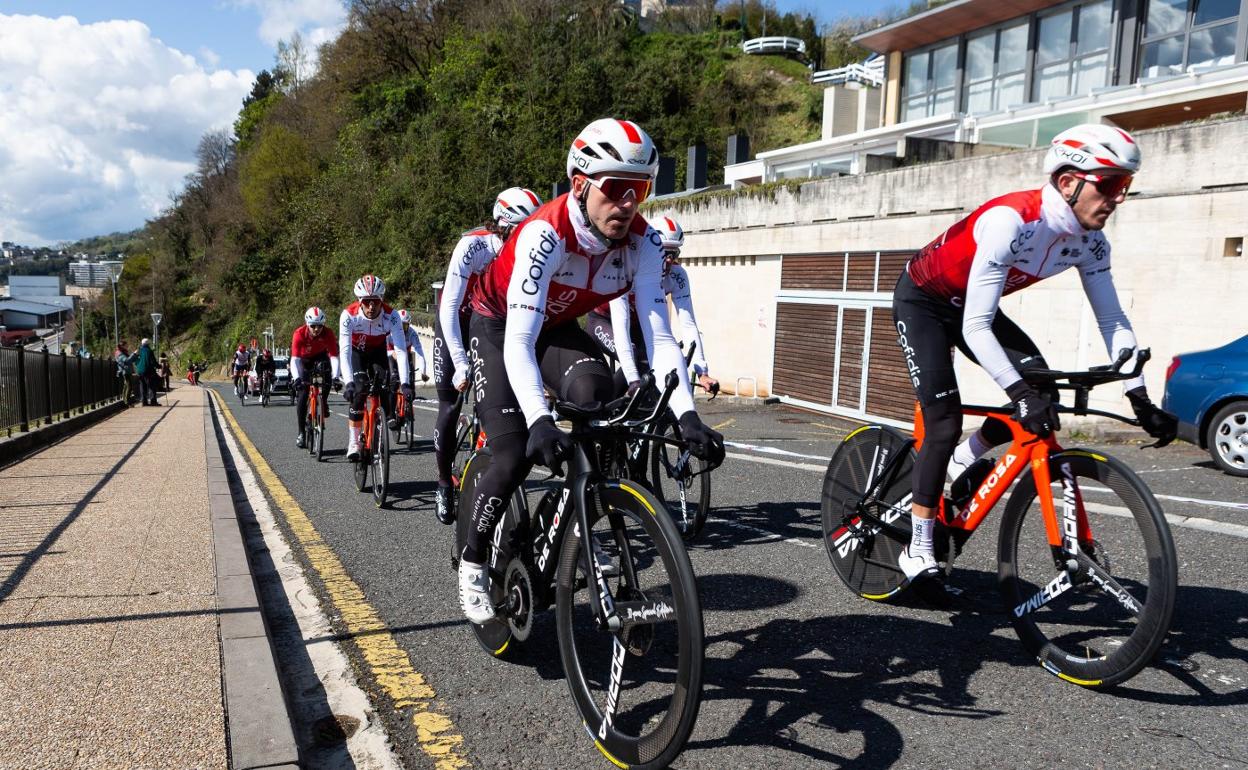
[821,424,915,602]
[998,449,1178,688]
[556,480,703,770]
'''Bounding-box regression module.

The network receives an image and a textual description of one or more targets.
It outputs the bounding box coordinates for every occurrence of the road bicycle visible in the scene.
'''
[302,362,331,462]
[821,349,1177,688]
[259,371,273,407]
[604,343,717,541]
[392,390,417,452]
[352,365,391,508]
[233,370,248,404]
[452,371,715,769]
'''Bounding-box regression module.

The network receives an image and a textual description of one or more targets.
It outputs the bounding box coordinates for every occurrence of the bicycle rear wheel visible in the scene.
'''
[649,414,710,541]
[556,480,703,770]
[372,409,389,507]
[998,449,1177,688]
[821,424,915,601]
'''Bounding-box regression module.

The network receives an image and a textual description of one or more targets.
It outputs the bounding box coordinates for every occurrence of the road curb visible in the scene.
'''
[204,391,302,769]
[0,399,126,467]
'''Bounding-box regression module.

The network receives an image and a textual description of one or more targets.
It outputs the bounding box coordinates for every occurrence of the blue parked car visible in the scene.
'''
[1161,334,1248,476]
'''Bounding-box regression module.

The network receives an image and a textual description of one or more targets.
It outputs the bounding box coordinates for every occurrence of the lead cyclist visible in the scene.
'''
[455,118,725,623]
[892,123,1178,583]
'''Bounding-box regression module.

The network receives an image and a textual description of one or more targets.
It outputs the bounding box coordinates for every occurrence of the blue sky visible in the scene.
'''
[0,1,888,244]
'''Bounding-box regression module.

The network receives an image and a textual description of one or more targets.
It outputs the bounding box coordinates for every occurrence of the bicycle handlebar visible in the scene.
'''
[1022,347,1149,388]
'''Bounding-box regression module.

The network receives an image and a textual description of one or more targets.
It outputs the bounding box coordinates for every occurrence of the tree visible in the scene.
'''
[276,32,310,94]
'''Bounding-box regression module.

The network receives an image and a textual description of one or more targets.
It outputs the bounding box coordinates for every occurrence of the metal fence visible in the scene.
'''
[0,348,122,437]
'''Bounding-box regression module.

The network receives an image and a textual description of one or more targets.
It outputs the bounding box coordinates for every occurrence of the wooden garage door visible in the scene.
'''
[773,303,836,404]
[864,309,914,422]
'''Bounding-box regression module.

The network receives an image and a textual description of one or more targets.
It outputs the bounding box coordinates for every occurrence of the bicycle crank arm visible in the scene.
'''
[1075,552,1143,616]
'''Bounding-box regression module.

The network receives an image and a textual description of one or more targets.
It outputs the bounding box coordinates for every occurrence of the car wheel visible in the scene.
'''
[1206,400,1248,477]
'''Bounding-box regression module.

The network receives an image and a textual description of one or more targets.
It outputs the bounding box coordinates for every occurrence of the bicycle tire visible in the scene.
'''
[556,480,703,770]
[454,447,521,658]
[821,424,915,602]
[998,449,1178,689]
[649,413,711,541]
[372,407,389,507]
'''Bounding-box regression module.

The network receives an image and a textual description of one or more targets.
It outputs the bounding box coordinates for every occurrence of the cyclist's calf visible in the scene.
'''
[914,398,962,508]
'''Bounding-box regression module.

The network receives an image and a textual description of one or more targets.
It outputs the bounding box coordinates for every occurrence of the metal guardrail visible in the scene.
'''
[0,347,122,437]
[811,60,885,87]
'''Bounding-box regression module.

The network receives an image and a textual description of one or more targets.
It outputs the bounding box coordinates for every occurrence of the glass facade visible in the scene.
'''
[1139,0,1240,78]
[963,21,1028,114]
[901,42,958,120]
[1033,0,1112,102]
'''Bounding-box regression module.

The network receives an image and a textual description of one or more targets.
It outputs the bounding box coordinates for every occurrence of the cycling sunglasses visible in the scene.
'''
[360,297,382,307]
[1072,171,1133,199]
[584,175,652,203]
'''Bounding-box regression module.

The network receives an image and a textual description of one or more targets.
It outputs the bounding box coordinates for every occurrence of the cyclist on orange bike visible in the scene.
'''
[291,306,341,448]
[339,275,412,461]
[432,186,542,525]
[892,123,1177,583]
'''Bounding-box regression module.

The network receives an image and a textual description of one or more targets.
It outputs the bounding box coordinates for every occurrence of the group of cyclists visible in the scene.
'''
[213,116,1191,763]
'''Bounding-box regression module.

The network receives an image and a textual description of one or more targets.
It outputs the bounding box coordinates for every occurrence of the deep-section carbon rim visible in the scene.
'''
[556,481,703,770]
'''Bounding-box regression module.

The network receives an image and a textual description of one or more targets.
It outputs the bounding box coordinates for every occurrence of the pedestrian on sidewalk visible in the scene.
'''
[114,341,135,406]
[134,338,160,406]
[158,352,172,390]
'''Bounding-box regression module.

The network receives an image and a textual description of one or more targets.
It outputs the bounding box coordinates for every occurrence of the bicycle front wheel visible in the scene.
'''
[372,409,390,507]
[821,424,915,602]
[649,414,711,541]
[556,480,703,770]
[998,449,1177,688]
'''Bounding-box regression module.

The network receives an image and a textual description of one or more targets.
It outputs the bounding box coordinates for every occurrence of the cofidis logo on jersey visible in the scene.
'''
[521,229,561,295]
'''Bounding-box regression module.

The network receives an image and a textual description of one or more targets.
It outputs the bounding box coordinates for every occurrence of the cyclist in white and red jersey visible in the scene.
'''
[339,275,412,461]
[893,123,1177,583]
[230,344,251,395]
[291,305,341,448]
[456,119,724,623]
[431,186,541,525]
[586,215,717,395]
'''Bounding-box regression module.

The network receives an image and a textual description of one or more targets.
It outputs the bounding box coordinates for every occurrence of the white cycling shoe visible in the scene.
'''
[898,546,941,582]
[458,560,495,624]
[345,436,360,462]
[590,536,619,578]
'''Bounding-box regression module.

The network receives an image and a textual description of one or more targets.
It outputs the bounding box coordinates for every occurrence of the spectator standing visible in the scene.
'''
[114,341,135,406]
[158,353,172,390]
[133,338,159,406]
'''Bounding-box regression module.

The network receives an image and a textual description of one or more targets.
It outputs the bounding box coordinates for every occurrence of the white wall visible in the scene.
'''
[648,117,1248,416]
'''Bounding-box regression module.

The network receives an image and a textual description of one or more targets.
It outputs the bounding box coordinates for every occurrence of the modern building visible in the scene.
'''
[726,0,1248,186]
[68,260,124,288]
[0,299,70,330]
[7,275,65,297]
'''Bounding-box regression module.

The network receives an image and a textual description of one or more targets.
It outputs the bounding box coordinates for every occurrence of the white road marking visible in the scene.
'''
[713,518,820,549]
[212,399,404,769]
[725,440,831,463]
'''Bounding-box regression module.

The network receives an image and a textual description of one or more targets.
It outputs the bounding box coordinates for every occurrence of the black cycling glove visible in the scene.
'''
[342,382,357,404]
[1126,387,1178,447]
[678,412,726,465]
[1006,380,1059,438]
[526,416,574,475]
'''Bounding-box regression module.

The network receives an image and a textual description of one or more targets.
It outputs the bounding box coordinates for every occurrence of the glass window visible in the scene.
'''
[966,32,994,82]
[1188,22,1238,69]
[998,72,1026,109]
[1193,0,1239,25]
[1146,0,1188,36]
[1077,1,1112,53]
[931,43,957,89]
[902,41,957,120]
[1139,34,1185,77]
[1074,52,1110,92]
[1038,11,1074,64]
[1036,63,1072,101]
[905,53,928,95]
[998,23,1028,72]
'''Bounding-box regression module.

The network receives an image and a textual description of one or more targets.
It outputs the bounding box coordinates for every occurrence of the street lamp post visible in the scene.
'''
[107,262,124,350]
[151,312,162,352]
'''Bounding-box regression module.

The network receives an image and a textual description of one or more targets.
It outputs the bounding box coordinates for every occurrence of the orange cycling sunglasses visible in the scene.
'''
[585,175,652,203]
[1072,171,1133,198]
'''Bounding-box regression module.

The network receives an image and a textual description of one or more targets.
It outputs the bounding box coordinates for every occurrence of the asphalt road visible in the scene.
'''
[212,383,1248,769]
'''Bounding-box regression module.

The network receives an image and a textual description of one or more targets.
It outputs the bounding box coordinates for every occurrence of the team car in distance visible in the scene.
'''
[1162,333,1248,476]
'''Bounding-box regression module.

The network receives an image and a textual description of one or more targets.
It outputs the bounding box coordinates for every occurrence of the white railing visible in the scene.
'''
[811,58,885,87]
[741,36,806,56]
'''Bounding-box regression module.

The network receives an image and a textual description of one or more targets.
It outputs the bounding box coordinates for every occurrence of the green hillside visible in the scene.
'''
[80,0,826,362]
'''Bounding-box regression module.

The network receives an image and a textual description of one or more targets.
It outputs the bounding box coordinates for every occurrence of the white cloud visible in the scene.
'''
[233,0,347,49]
[0,14,254,244]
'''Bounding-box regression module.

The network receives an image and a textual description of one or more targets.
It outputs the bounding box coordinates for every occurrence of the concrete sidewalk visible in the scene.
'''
[0,384,282,768]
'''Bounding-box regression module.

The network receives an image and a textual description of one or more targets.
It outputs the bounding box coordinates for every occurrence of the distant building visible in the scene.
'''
[8,275,65,297]
[68,260,123,288]
[0,299,70,330]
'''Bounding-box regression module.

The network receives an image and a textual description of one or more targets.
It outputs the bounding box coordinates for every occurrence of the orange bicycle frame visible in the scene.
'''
[912,402,1092,548]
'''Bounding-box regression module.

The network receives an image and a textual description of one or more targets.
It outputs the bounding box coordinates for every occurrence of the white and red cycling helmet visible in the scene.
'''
[493,187,542,227]
[354,274,386,299]
[652,216,685,252]
[304,306,325,326]
[1044,123,1141,175]
[397,309,411,324]
[566,118,659,181]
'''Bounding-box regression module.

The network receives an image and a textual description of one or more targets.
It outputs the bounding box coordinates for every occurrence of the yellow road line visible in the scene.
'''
[712,417,736,431]
[211,390,470,769]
